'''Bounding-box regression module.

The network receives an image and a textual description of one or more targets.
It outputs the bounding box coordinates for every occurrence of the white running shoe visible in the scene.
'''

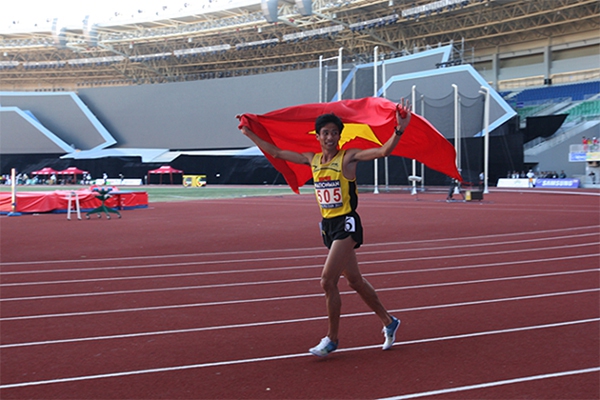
[382,316,400,350]
[309,336,338,357]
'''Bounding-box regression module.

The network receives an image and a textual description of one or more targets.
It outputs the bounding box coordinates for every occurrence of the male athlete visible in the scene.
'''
[239,99,411,357]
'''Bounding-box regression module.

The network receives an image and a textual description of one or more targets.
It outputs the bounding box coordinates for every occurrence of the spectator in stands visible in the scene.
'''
[559,170,567,179]
[582,136,588,151]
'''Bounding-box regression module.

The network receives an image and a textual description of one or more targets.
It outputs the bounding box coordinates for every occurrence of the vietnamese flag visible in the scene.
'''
[238,97,462,193]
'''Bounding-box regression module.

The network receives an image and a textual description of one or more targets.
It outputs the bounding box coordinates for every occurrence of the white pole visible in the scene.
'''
[452,84,460,171]
[374,46,379,194]
[382,58,387,99]
[382,58,389,191]
[373,46,378,96]
[411,85,417,195]
[420,94,425,189]
[75,192,81,219]
[10,168,17,212]
[68,192,73,220]
[337,47,343,101]
[480,86,490,194]
[373,46,379,194]
[319,55,323,103]
[8,168,22,216]
[452,84,460,195]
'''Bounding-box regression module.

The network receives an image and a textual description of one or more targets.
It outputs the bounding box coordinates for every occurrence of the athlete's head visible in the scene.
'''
[315,113,344,135]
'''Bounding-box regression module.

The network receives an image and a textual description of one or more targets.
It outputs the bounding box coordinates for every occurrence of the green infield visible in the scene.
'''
[0,185,313,202]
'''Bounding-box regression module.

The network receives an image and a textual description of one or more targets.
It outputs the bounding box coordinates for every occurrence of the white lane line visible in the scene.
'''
[2,242,597,287]
[2,252,598,302]
[2,232,600,276]
[378,367,600,399]
[2,225,597,267]
[1,269,597,321]
[1,318,598,390]
[491,188,600,196]
[1,288,597,349]
[2,231,597,277]
[1,254,598,302]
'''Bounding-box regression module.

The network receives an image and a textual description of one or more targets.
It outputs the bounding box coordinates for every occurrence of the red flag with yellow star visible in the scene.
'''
[238,97,461,193]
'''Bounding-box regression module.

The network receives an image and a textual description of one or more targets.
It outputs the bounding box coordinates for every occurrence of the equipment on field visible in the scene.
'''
[86,187,121,219]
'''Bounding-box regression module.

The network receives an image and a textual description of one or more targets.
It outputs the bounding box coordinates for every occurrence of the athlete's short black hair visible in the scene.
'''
[315,113,344,134]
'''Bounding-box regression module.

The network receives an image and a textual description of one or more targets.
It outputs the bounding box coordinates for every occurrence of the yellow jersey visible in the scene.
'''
[311,150,358,218]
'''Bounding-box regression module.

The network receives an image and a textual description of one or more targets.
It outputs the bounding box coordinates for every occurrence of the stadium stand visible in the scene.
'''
[511,81,600,104]
[1,0,598,187]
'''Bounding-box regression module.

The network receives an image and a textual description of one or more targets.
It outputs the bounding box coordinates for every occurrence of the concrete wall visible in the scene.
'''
[77,68,320,150]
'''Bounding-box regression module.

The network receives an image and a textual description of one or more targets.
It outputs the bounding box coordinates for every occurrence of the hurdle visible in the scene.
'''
[67,191,81,220]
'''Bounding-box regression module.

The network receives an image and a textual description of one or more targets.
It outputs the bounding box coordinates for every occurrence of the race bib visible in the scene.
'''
[315,180,343,209]
[344,216,356,232]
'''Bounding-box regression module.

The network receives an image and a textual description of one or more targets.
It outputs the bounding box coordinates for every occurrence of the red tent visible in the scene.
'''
[57,167,89,184]
[31,167,58,175]
[147,165,183,184]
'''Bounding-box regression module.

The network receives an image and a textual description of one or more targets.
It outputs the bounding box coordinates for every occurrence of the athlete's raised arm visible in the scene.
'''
[240,125,313,166]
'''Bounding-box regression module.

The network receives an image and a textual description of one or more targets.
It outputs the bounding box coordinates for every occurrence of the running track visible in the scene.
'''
[1,189,599,399]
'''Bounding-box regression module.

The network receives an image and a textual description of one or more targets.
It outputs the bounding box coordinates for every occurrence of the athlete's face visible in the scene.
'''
[316,122,340,150]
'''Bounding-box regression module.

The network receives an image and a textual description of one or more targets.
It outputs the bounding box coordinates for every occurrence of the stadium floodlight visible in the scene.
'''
[130,52,172,62]
[67,56,125,66]
[0,61,18,70]
[401,0,468,18]
[236,38,279,50]
[349,14,398,32]
[261,0,279,23]
[83,16,98,47]
[173,44,231,56]
[295,0,312,16]
[51,18,67,48]
[22,60,67,69]
[282,25,343,41]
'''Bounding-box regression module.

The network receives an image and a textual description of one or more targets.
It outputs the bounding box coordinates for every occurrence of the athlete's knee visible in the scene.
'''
[346,276,365,292]
[320,276,339,293]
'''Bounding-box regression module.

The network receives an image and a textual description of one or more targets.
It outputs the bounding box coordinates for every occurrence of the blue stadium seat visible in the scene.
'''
[515,81,600,104]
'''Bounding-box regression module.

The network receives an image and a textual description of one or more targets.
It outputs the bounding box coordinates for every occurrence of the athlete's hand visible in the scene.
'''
[396,98,411,133]
[240,126,253,137]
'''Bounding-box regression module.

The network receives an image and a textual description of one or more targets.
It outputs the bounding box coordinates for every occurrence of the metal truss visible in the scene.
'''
[0,0,597,90]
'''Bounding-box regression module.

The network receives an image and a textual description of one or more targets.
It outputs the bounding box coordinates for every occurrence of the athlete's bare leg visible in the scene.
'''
[319,238,348,342]
[320,236,392,342]
[343,256,393,327]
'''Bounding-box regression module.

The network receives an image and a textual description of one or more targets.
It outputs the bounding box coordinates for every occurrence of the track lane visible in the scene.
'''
[1,191,598,399]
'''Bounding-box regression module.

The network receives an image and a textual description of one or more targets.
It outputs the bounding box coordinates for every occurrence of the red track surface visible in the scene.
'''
[1,188,599,399]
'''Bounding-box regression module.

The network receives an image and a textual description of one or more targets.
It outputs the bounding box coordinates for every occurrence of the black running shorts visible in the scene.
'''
[319,211,363,249]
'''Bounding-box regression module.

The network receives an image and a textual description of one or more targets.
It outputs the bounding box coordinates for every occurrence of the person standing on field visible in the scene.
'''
[239,99,412,357]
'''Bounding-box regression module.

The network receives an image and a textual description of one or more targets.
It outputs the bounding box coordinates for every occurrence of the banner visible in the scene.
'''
[535,179,579,188]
